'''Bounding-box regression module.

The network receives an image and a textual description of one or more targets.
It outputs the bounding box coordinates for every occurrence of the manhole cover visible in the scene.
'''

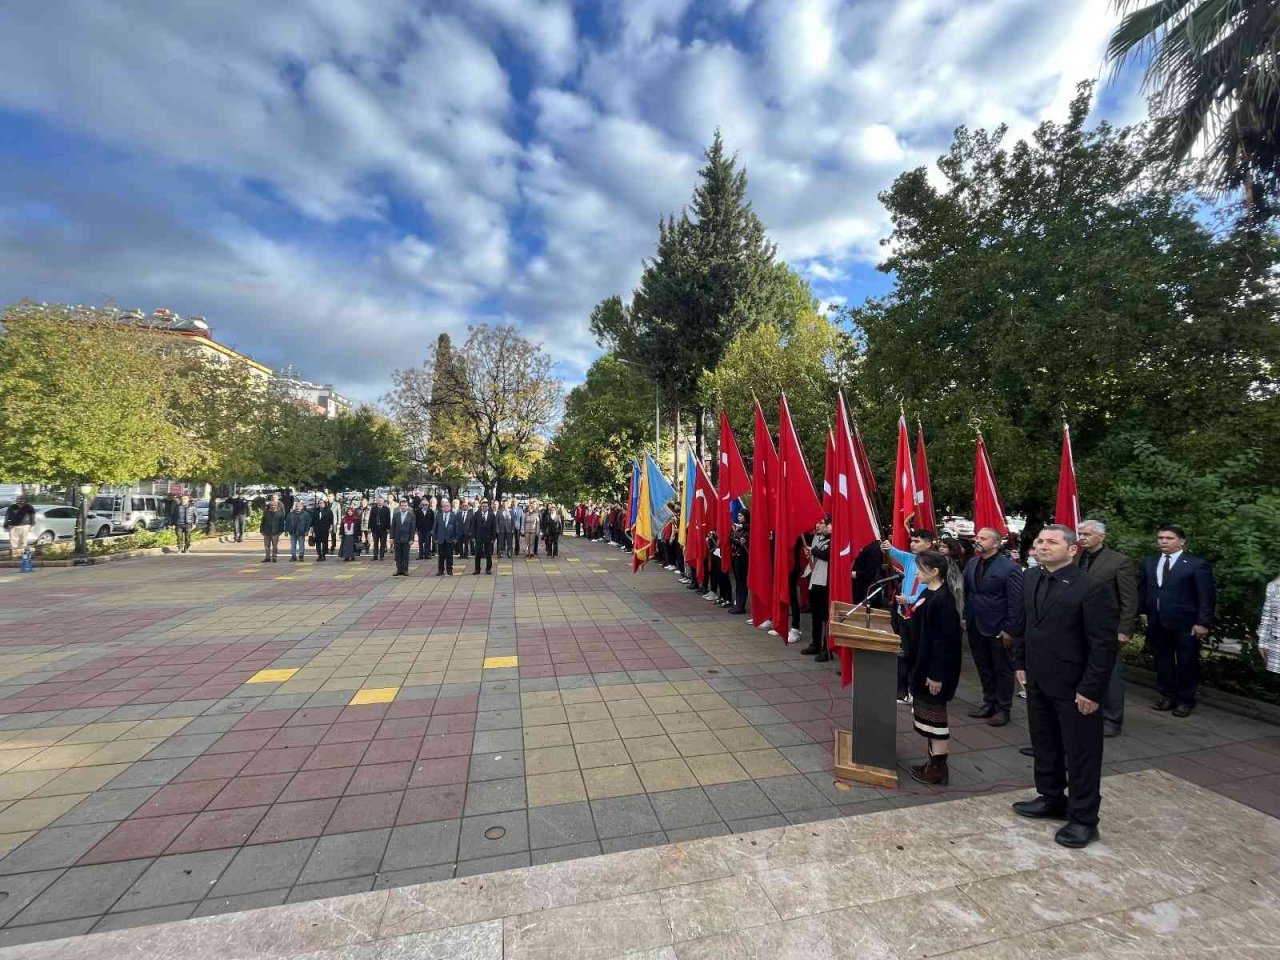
[483,826,506,840]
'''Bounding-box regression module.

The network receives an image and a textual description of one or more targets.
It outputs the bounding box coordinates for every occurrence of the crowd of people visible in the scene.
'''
[247,491,570,576]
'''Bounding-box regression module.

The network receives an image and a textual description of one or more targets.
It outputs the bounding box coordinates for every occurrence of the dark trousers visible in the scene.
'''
[809,584,829,647]
[459,535,470,559]
[474,541,492,573]
[1148,621,1200,707]
[263,534,279,560]
[970,631,1014,714]
[514,530,521,554]
[417,532,429,559]
[233,516,246,541]
[373,531,388,560]
[176,528,191,552]
[498,531,512,556]
[1026,680,1105,826]
[731,558,748,613]
[717,566,732,602]
[788,574,802,632]
[547,534,559,557]
[394,539,411,574]
[574,520,581,537]
[1102,655,1125,727]
[314,533,330,560]
[437,541,454,574]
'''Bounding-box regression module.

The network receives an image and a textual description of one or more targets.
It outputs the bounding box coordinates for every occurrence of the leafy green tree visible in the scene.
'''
[250,390,339,490]
[0,302,200,485]
[329,406,408,492]
[591,131,807,455]
[1107,0,1280,218]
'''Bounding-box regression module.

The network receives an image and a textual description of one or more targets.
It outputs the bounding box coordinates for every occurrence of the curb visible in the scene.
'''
[1125,664,1280,727]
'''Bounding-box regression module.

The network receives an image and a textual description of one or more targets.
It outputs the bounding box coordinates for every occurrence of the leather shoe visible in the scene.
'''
[1018,746,1035,757]
[1054,821,1099,848]
[1012,796,1068,820]
[1172,704,1194,718]
[987,712,1010,727]
[968,704,996,719]
[1103,723,1121,738]
[799,643,821,656]
[1152,698,1175,711]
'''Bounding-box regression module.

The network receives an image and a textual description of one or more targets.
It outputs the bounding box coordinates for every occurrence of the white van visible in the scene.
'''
[91,493,169,534]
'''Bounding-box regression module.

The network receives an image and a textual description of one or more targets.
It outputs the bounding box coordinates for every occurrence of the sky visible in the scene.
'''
[0,1,1147,403]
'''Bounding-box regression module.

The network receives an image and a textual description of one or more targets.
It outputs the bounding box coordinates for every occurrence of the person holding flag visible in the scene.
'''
[748,401,777,628]
[717,410,751,611]
[771,394,824,645]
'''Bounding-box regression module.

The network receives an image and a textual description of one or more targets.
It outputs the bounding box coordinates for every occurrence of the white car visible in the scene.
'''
[1,503,112,548]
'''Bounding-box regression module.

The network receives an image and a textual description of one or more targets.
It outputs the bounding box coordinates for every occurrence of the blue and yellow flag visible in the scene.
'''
[645,453,678,529]
[677,449,696,546]
[627,460,641,531]
[632,462,653,571]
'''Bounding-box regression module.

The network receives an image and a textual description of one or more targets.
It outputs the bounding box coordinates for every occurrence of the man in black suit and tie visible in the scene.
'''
[434,500,461,576]
[1076,520,1139,737]
[1138,524,1216,717]
[390,497,416,576]
[1011,524,1118,849]
[472,499,498,575]
[368,496,391,561]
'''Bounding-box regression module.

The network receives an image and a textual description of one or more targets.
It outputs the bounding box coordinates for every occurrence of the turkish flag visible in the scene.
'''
[1055,422,1080,530]
[853,421,877,494]
[831,393,881,685]
[772,393,824,640]
[717,410,751,574]
[891,415,917,550]
[822,429,835,514]
[747,402,776,627]
[689,458,718,583]
[974,433,1009,536]
[914,421,937,535]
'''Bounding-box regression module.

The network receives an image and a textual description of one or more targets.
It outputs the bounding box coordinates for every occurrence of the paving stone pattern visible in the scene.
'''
[0,535,1276,947]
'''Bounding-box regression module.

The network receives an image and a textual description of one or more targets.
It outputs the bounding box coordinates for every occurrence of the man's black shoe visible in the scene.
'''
[1172,704,1194,718]
[814,650,832,663]
[1152,699,1175,711]
[968,704,996,719]
[1054,821,1099,848]
[799,643,821,656]
[1012,796,1068,820]
[1018,746,1035,757]
[988,712,1010,727]
[1103,723,1121,738]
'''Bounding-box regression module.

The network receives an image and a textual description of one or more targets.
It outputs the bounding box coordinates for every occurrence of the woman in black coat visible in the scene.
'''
[908,550,965,786]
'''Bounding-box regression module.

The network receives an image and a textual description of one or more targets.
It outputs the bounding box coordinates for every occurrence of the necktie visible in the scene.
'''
[1162,555,1172,585]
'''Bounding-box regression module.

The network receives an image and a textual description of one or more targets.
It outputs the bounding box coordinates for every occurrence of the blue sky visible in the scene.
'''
[0,1,1145,402]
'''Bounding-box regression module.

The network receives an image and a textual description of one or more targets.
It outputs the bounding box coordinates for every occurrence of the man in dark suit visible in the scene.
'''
[434,500,462,576]
[368,496,391,561]
[1076,520,1139,737]
[472,499,498,574]
[496,500,515,558]
[963,527,1025,726]
[1138,524,1216,717]
[1011,524,1118,849]
[416,498,434,560]
[390,497,416,576]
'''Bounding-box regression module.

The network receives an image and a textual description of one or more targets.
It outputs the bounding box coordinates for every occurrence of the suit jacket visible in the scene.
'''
[963,553,1024,638]
[390,509,417,543]
[1012,566,1119,702]
[1078,546,1139,636]
[312,505,334,534]
[461,509,476,537]
[1138,552,1216,632]
[495,509,514,534]
[433,510,462,543]
[368,505,391,533]
[416,507,434,535]
[472,510,497,543]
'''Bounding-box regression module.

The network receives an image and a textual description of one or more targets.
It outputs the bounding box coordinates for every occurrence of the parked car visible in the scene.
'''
[0,503,111,547]
[192,500,234,526]
[90,493,168,534]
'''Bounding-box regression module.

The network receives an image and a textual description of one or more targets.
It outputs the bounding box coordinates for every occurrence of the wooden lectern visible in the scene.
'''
[828,601,899,788]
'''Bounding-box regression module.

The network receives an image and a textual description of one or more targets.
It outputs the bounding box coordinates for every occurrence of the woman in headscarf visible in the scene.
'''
[339,504,360,562]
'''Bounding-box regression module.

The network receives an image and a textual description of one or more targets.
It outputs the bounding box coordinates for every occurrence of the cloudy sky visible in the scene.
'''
[0,1,1145,402]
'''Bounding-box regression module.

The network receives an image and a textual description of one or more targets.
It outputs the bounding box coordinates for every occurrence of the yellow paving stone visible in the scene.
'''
[0,830,34,856]
[658,713,710,735]
[607,698,655,720]
[559,687,603,705]
[686,753,750,786]
[645,696,694,716]
[30,764,131,797]
[526,771,588,807]
[0,770,60,801]
[563,702,610,724]
[636,682,678,699]
[58,722,142,745]
[525,746,579,776]
[83,738,164,766]
[246,667,299,684]
[734,749,799,779]
[121,718,191,740]
[523,725,573,749]
[669,731,727,758]
[0,748,43,774]
[713,726,774,753]
[612,716,666,739]
[349,686,399,705]
[273,576,295,581]
[0,793,87,833]
[482,656,518,669]
[582,764,643,800]
[523,705,569,727]
[3,726,84,750]
[570,720,619,744]
[635,758,699,792]
[14,743,101,772]
[574,740,629,769]
[624,735,682,764]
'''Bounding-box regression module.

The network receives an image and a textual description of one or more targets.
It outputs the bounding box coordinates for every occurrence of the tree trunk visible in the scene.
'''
[694,406,704,463]
[673,403,681,481]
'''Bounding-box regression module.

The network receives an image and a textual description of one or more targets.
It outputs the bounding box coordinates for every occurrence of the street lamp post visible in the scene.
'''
[74,482,94,566]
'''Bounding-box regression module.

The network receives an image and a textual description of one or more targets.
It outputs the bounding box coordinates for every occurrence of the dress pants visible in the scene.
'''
[394,539,410,574]
[1102,656,1125,728]
[437,541,454,575]
[263,534,279,560]
[315,535,329,560]
[417,532,429,560]
[1148,620,1200,707]
[1026,680,1105,826]
[514,530,521,554]
[547,534,559,557]
[498,531,511,557]
[233,516,246,541]
[809,584,829,647]
[474,541,492,573]
[969,631,1015,714]
[373,531,388,560]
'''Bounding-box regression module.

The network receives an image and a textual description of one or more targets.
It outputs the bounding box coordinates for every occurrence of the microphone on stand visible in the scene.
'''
[838,572,902,621]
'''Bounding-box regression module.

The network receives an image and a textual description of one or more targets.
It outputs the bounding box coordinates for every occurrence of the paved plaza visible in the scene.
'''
[0,534,1276,948]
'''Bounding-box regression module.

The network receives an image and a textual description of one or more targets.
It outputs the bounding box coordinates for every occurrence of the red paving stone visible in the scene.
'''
[397,784,466,824]
[248,798,339,844]
[80,813,196,864]
[167,806,271,854]
[325,791,402,833]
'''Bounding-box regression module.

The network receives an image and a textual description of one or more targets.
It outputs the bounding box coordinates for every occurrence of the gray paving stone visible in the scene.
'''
[463,776,525,816]
[397,685,440,702]
[286,875,374,903]
[467,751,524,782]
[0,822,118,875]
[527,802,597,849]
[705,781,779,821]
[11,859,153,925]
[457,811,529,860]
[779,743,838,773]
[728,814,790,833]
[784,806,846,825]
[105,757,196,789]
[519,678,559,692]
[140,733,223,760]
[0,917,96,948]
[648,787,720,830]
[93,901,197,933]
[438,683,481,697]
[373,864,455,888]
[192,888,290,918]
[471,728,523,754]
[304,691,353,707]
[738,706,788,726]
[802,772,884,806]
[756,774,834,812]
[666,823,732,842]
[111,848,237,912]
[173,714,242,736]
[758,723,816,748]
[298,829,391,885]
[53,786,159,826]
[151,700,221,720]
[590,795,661,839]
[600,831,667,854]
[530,841,602,865]
[456,851,530,876]
[474,709,522,731]
[99,704,166,723]
[0,869,62,926]
[380,820,461,872]
[210,838,316,897]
